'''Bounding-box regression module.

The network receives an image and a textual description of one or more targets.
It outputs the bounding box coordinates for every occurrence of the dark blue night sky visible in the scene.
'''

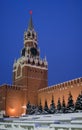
[0,0,82,86]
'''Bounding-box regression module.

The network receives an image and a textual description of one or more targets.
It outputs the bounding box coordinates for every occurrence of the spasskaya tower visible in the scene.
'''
[13,13,48,105]
[0,12,82,117]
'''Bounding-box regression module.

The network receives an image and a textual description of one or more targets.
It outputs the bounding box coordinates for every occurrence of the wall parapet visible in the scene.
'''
[38,77,82,93]
[0,84,27,91]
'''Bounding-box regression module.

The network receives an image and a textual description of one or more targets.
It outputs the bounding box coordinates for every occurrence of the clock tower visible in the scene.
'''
[13,13,48,105]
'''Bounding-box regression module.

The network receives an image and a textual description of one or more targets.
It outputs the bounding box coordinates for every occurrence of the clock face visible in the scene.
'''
[30,47,37,56]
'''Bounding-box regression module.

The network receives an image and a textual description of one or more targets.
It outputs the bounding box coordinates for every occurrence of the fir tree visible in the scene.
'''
[61,96,66,113]
[49,95,56,114]
[30,105,36,115]
[43,99,49,114]
[75,94,81,111]
[75,91,82,111]
[57,98,61,113]
[67,92,74,113]
[26,101,31,114]
[38,99,43,113]
[79,91,82,110]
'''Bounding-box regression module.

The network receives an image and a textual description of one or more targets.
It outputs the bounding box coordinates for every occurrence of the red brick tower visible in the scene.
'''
[13,14,48,105]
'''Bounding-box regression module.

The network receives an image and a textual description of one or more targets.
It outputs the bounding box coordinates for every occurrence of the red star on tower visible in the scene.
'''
[29,10,32,15]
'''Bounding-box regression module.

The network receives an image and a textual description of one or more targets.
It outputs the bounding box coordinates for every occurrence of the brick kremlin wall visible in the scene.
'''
[38,77,82,107]
[6,86,25,117]
[0,85,7,111]
[0,84,26,117]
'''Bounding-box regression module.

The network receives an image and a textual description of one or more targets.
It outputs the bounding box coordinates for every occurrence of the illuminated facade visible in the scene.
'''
[0,14,82,117]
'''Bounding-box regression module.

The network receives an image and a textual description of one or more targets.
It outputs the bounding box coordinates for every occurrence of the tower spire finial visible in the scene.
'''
[28,10,34,30]
[29,10,32,15]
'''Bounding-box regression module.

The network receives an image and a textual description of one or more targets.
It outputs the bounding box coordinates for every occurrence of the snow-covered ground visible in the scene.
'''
[0,113,82,130]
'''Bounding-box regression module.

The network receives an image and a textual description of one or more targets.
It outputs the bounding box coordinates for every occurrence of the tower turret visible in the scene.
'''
[13,12,48,105]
